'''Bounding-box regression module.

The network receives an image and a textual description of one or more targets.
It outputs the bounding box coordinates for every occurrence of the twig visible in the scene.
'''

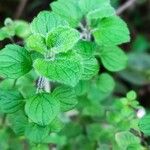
[14,0,28,19]
[36,76,45,93]
[44,79,51,93]
[116,0,137,15]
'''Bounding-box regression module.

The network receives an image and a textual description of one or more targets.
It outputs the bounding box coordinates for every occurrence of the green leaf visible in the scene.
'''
[81,57,99,80]
[51,0,82,27]
[46,27,80,54]
[82,103,104,117]
[126,91,137,101]
[0,26,15,41]
[115,131,140,149]
[97,73,115,93]
[74,80,90,96]
[25,123,50,143]
[50,118,64,133]
[74,40,96,57]
[79,0,110,15]
[93,16,130,46]
[74,41,99,80]
[87,6,115,27]
[33,52,83,87]
[25,93,60,126]
[14,20,31,39]
[88,73,115,101]
[26,34,47,54]
[7,110,28,135]
[52,85,77,111]
[139,114,150,136]
[100,46,128,72]
[31,11,68,36]
[0,90,24,113]
[43,133,66,145]
[86,123,102,141]
[0,44,32,79]
[0,79,15,90]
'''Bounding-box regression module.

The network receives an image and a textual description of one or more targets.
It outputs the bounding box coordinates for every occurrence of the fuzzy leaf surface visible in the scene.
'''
[25,93,60,126]
[0,44,32,78]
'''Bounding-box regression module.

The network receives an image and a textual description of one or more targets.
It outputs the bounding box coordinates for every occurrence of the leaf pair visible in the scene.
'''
[50,0,111,27]
[33,40,100,87]
[27,26,80,55]
[51,0,130,47]
[0,19,30,41]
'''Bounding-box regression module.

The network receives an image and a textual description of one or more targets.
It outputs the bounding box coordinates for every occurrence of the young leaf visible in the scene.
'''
[115,131,140,149]
[51,0,82,27]
[0,44,32,79]
[14,20,30,39]
[93,16,130,46]
[139,114,150,136]
[126,91,137,101]
[25,123,50,143]
[52,85,77,111]
[100,46,128,72]
[0,27,15,41]
[31,11,68,36]
[46,27,80,54]
[26,34,47,54]
[25,93,60,126]
[33,52,83,87]
[0,90,24,113]
[7,110,28,135]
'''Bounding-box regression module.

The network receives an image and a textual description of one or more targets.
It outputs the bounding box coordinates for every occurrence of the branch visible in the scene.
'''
[14,0,28,19]
[116,0,137,15]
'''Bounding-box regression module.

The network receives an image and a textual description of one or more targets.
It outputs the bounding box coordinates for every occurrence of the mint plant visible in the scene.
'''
[0,0,146,149]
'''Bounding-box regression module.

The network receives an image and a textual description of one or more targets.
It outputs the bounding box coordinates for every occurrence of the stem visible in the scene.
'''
[9,37,15,43]
[116,0,137,15]
[13,79,18,88]
[79,23,91,41]
[1,114,6,127]
[36,52,54,94]
[44,79,51,93]
[36,76,45,94]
